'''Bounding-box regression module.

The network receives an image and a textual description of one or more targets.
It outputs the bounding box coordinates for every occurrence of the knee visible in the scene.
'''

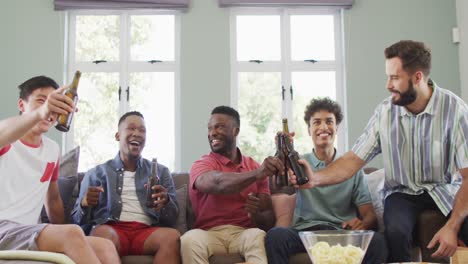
[96,237,116,251]
[265,227,294,250]
[162,228,181,247]
[180,229,206,251]
[61,225,88,247]
[91,225,110,237]
[265,228,287,245]
[248,228,266,240]
[243,228,266,249]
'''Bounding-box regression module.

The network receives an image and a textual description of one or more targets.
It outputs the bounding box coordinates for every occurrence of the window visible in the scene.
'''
[66,11,180,172]
[230,8,346,162]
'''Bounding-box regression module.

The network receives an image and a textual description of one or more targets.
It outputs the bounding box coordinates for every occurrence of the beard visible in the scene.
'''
[391,79,417,106]
[210,136,235,155]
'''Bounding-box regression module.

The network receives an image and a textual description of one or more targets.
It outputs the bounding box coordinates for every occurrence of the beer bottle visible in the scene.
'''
[56,71,81,132]
[146,158,160,208]
[277,119,290,186]
[282,118,289,134]
[283,135,309,185]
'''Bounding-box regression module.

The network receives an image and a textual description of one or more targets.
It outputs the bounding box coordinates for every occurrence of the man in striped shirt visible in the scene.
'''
[290,40,468,262]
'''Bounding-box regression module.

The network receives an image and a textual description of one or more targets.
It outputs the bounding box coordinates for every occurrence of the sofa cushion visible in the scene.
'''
[175,184,188,234]
[41,147,80,223]
[59,146,80,178]
[364,168,385,232]
[40,176,78,224]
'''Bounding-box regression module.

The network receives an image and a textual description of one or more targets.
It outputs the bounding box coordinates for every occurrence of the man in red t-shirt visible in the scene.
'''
[180,106,283,264]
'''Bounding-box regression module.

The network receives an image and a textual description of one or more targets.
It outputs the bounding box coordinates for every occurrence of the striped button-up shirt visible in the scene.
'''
[352,80,468,215]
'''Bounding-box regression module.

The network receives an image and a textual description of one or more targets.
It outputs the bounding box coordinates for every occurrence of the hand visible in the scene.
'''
[342,218,365,230]
[151,185,168,212]
[257,156,284,180]
[244,192,261,218]
[427,224,459,258]
[81,186,104,207]
[275,131,296,143]
[37,86,75,122]
[288,159,314,189]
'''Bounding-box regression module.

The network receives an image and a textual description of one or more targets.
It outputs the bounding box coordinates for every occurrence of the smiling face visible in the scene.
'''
[116,115,146,161]
[207,113,239,156]
[18,87,57,134]
[386,57,418,106]
[308,110,338,149]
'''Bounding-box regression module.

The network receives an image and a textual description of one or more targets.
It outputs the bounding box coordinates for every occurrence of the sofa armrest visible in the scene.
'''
[0,250,74,264]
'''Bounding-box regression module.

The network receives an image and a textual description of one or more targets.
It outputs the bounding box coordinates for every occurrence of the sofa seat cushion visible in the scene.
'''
[121,255,153,264]
[208,253,244,264]
[288,252,311,263]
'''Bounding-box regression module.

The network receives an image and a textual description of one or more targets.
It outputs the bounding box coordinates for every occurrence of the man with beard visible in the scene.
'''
[180,106,283,264]
[72,111,181,263]
[265,97,387,264]
[290,40,468,262]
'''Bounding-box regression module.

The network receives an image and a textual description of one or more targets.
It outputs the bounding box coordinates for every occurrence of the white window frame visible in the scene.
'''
[230,7,348,152]
[63,9,181,171]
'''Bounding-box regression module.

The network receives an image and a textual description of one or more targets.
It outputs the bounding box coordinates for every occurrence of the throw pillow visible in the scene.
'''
[59,146,80,178]
[364,168,385,232]
[175,184,188,234]
[41,176,78,224]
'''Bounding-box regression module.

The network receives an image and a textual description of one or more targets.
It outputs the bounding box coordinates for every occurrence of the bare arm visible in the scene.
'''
[194,156,283,194]
[292,151,366,189]
[0,86,73,148]
[271,193,296,227]
[0,111,43,148]
[428,168,468,258]
[45,181,65,224]
[342,203,377,231]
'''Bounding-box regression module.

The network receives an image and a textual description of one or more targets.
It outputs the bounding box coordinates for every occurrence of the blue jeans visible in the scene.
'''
[265,226,388,264]
[384,192,468,262]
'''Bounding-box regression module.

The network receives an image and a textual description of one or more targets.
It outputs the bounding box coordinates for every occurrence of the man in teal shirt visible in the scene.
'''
[265,97,387,264]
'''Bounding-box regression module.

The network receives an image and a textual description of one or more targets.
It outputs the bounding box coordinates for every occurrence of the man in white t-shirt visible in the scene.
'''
[0,75,119,264]
[73,111,180,263]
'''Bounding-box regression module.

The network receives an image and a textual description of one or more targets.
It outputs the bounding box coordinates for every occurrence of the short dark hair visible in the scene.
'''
[18,76,59,100]
[118,111,144,126]
[304,97,343,127]
[211,105,240,127]
[384,40,431,76]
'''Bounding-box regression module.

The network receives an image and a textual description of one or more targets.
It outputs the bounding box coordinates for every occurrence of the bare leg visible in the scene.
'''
[90,225,122,254]
[86,236,121,264]
[36,224,101,264]
[143,227,181,264]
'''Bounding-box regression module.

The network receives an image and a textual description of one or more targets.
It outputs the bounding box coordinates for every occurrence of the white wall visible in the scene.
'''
[457,0,468,102]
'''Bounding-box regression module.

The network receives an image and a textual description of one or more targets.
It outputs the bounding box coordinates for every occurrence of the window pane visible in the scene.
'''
[237,16,281,61]
[131,15,175,61]
[75,15,119,62]
[290,15,335,61]
[129,72,175,171]
[238,72,281,163]
[291,71,336,154]
[73,72,120,171]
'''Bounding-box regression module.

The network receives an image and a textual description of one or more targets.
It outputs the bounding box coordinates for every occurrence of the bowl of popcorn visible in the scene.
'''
[299,230,374,264]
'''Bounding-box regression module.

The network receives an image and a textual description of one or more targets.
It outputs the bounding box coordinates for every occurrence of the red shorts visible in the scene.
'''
[105,221,158,256]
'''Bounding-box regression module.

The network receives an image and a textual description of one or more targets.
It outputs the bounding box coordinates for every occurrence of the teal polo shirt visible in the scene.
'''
[292,151,372,231]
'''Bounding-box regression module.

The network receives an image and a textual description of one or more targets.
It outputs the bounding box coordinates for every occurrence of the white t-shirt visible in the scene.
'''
[0,137,60,224]
[119,170,152,225]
